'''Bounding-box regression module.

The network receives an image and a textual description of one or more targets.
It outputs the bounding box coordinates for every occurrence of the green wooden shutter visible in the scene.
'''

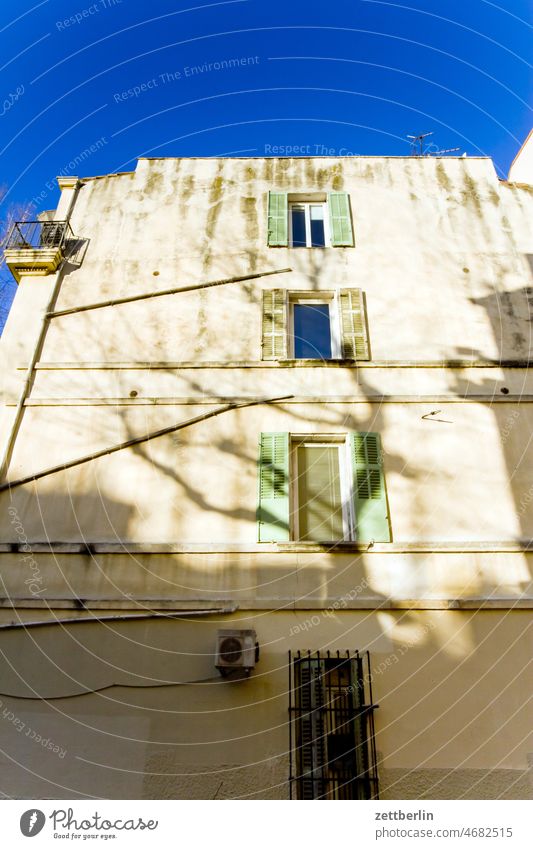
[296,657,325,799]
[267,192,288,246]
[350,432,391,542]
[257,432,290,541]
[339,289,369,360]
[328,192,354,246]
[261,289,287,359]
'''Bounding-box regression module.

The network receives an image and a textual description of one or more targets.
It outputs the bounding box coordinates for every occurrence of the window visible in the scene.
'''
[257,432,391,543]
[262,289,369,361]
[290,296,338,359]
[289,650,379,800]
[267,192,354,247]
[289,202,329,247]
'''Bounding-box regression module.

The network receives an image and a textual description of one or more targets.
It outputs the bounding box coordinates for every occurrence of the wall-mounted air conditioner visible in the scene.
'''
[215,629,259,677]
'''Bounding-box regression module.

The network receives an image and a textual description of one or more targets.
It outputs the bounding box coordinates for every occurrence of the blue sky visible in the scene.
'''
[0,0,531,237]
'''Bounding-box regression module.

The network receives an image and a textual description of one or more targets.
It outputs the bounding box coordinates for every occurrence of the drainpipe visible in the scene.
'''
[0,178,82,482]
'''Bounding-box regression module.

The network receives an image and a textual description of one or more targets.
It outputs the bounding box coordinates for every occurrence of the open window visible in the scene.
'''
[267,192,354,247]
[262,289,369,361]
[289,202,329,247]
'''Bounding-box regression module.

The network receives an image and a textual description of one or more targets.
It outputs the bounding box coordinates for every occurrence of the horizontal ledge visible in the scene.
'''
[13,395,533,407]
[22,360,533,370]
[0,599,235,611]
[0,597,531,611]
[1,541,533,554]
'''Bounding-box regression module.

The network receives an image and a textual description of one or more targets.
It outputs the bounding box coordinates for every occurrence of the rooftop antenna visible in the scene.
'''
[407,132,433,157]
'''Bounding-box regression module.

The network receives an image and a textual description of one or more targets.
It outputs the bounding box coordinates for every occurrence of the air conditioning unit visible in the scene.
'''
[215,629,258,677]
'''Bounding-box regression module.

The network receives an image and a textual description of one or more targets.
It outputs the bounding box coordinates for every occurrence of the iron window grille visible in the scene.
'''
[5,220,74,251]
[289,650,379,800]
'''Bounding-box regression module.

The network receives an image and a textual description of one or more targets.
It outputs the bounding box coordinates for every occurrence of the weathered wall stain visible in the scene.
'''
[436,162,452,193]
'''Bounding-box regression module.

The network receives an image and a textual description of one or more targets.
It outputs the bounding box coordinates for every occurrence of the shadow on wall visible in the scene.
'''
[2,490,134,545]
[469,276,533,361]
[450,274,533,588]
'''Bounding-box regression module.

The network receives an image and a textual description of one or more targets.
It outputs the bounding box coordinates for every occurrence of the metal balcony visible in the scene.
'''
[3,220,74,282]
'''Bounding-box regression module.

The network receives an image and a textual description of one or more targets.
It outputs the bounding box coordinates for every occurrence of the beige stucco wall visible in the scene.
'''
[0,399,531,572]
[0,154,532,800]
[2,400,533,548]
[1,156,531,370]
[0,610,530,800]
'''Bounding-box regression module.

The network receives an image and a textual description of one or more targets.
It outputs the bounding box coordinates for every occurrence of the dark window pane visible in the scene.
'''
[293,303,332,359]
[291,207,307,247]
[310,206,325,246]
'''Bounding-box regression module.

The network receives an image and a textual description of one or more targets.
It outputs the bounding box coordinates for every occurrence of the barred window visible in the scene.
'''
[289,650,379,800]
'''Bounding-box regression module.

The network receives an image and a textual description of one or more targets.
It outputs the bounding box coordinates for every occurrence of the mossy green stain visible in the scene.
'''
[461,172,482,215]
[263,159,274,182]
[194,290,208,354]
[181,175,195,202]
[501,215,518,248]
[305,159,315,186]
[241,197,259,240]
[241,196,259,271]
[206,203,222,239]
[436,162,452,193]
[209,175,224,203]
[330,163,344,191]
[126,260,140,283]
[205,172,225,239]
[144,170,163,195]
[316,168,330,188]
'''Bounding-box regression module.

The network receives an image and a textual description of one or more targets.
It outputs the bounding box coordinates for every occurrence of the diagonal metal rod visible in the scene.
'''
[0,395,293,492]
[47,267,292,318]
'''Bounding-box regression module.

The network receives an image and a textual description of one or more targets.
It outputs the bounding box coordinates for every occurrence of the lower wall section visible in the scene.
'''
[0,608,531,800]
[380,769,532,801]
[141,754,289,800]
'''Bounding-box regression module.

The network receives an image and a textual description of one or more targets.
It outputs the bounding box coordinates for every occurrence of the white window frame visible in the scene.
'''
[290,434,355,542]
[288,292,342,359]
[289,201,330,248]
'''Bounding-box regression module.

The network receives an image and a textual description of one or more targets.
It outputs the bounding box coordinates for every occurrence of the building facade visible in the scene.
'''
[0,145,532,799]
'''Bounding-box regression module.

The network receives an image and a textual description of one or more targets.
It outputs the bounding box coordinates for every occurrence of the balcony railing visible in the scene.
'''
[5,220,73,251]
[3,220,76,282]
